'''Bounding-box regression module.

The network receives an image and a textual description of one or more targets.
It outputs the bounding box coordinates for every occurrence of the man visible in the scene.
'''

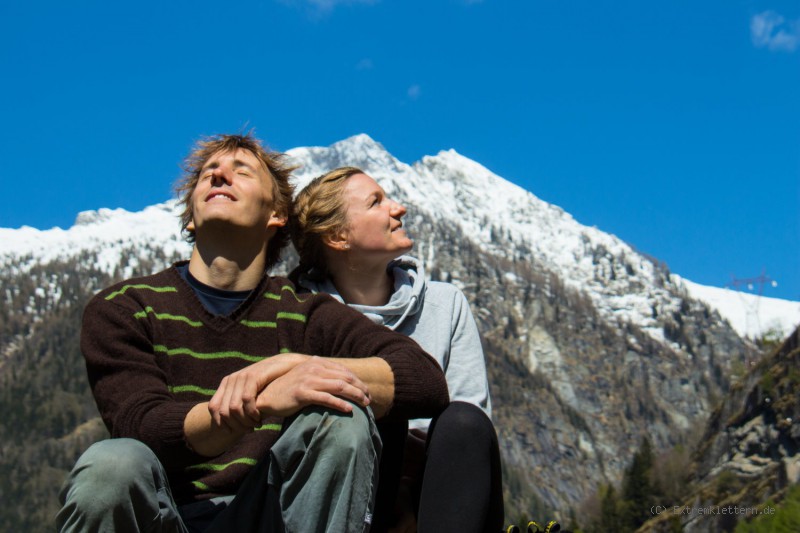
[57,134,449,532]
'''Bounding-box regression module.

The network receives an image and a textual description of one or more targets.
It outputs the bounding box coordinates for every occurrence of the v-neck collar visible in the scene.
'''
[168,261,275,332]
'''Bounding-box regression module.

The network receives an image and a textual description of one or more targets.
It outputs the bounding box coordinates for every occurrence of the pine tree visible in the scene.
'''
[622,437,656,530]
[598,484,626,532]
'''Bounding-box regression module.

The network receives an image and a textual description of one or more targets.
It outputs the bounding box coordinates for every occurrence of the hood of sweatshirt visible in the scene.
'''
[296,255,426,331]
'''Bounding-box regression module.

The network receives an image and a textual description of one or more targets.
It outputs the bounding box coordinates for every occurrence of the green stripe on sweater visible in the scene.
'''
[263,285,307,303]
[240,320,277,328]
[192,481,211,491]
[169,384,216,396]
[187,457,258,472]
[255,423,282,431]
[105,284,178,300]
[276,311,306,323]
[134,306,203,327]
[282,285,308,302]
[153,345,264,363]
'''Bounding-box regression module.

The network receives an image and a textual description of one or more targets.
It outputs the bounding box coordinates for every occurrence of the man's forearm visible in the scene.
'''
[190,354,384,456]
[184,402,252,457]
[186,355,396,456]
[189,354,310,456]
[331,357,394,418]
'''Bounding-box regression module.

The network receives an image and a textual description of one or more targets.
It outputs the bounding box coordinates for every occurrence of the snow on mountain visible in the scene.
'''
[288,135,800,341]
[680,278,800,340]
[291,136,679,343]
[0,203,190,275]
[1,134,797,340]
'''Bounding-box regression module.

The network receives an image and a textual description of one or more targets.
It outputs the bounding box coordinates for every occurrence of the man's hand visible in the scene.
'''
[208,354,372,432]
[255,356,372,417]
[208,352,309,431]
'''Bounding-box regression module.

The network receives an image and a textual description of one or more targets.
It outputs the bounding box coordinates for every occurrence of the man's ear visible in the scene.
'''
[267,211,287,228]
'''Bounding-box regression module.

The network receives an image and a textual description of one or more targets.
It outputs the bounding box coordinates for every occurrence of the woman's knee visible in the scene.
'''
[433,402,494,437]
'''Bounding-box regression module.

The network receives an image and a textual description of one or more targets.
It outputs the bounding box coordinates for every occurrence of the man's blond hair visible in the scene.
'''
[175,133,298,270]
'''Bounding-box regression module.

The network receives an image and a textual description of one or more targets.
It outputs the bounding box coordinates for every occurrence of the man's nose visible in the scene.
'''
[210,166,233,185]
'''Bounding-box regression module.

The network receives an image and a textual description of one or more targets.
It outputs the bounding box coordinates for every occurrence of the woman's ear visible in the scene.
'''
[323,230,350,251]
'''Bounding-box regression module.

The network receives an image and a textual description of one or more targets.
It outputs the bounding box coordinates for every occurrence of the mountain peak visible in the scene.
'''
[333,133,382,150]
[288,134,406,180]
[74,207,127,227]
[329,133,399,169]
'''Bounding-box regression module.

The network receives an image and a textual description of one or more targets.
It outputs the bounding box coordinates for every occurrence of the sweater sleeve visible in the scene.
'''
[81,292,203,468]
[303,295,449,420]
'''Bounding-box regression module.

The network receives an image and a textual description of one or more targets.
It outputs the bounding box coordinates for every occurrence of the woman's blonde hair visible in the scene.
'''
[290,166,365,276]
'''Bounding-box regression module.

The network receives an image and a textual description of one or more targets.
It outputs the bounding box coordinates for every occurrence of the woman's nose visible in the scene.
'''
[390,200,407,217]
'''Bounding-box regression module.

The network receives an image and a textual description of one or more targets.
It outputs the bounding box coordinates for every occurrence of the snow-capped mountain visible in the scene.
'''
[3,134,798,523]
[2,134,796,340]
[291,135,800,340]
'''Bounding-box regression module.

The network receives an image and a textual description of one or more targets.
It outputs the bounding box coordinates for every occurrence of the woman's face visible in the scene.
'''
[338,173,413,261]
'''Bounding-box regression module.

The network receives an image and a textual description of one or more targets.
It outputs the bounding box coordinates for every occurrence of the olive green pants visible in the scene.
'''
[57,405,380,533]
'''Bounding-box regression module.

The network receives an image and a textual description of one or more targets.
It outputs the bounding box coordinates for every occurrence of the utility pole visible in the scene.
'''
[726,269,779,361]
[725,270,778,296]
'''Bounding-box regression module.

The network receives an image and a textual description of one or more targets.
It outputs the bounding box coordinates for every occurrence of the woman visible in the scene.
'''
[290,166,504,533]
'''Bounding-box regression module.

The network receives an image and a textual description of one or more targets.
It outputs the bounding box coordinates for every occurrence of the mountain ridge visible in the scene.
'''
[1,133,790,529]
[3,134,796,340]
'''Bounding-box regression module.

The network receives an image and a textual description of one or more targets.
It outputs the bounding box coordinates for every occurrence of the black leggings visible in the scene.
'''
[417,401,504,533]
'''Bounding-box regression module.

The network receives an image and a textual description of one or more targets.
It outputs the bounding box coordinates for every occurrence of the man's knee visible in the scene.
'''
[58,439,169,531]
[61,438,161,505]
[323,405,376,452]
[302,404,377,454]
[273,404,380,479]
[273,406,381,532]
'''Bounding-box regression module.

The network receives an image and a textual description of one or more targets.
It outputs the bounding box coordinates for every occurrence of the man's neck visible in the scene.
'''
[188,237,269,291]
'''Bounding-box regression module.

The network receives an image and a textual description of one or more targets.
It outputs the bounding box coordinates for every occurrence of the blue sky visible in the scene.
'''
[1,0,798,300]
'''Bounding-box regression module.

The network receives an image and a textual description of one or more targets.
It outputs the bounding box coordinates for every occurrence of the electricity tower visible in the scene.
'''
[726,269,778,343]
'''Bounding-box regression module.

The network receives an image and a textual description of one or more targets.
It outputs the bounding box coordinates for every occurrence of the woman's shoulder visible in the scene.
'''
[422,280,470,311]
[426,279,464,296]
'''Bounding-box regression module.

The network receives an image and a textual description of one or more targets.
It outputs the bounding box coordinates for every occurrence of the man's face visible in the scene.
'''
[189,148,286,238]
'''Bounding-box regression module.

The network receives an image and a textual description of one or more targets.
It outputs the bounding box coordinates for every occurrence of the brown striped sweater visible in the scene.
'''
[81,262,449,504]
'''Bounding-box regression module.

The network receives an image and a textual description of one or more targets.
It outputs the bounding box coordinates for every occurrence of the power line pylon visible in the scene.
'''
[725,269,779,351]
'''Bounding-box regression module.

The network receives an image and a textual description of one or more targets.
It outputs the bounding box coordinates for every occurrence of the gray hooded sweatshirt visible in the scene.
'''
[298,256,491,430]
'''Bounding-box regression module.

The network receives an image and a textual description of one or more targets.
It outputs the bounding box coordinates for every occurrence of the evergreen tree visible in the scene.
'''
[598,485,627,532]
[622,437,656,529]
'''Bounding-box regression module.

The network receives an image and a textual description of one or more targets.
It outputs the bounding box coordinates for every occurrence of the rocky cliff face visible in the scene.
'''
[398,211,756,516]
[640,327,800,532]
[0,135,764,529]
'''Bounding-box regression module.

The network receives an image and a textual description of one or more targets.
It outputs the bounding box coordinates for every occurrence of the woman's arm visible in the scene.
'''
[445,286,492,417]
